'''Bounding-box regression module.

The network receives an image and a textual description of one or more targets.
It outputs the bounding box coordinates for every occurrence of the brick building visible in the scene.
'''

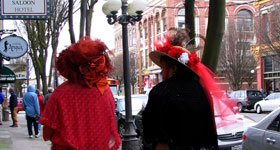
[251,0,280,95]
[114,0,264,94]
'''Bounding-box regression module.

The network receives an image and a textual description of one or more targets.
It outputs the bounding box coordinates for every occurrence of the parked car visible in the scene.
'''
[214,101,256,150]
[115,94,148,138]
[254,92,280,114]
[229,90,264,112]
[17,98,23,112]
[242,107,280,150]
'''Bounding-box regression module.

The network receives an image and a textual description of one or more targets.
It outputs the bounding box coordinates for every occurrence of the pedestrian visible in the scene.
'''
[36,89,44,132]
[260,88,266,97]
[0,88,5,125]
[9,87,18,127]
[22,85,40,138]
[40,37,121,150]
[43,87,53,106]
[142,35,236,150]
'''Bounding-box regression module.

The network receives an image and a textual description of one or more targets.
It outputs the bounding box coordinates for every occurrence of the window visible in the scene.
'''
[150,19,153,37]
[129,29,132,46]
[262,14,270,34]
[264,56,273,72]
[237,41,251,56]
[132,28,136,46]
[156,13,161,35]
[144,20,148,39]
[240,91,245,98]
[275,94,280,99]
[162,10,167,31]
[236,10,253,31]
[139,23,143,38]
[177,8,185,29]
[145,49,149,68]
[267,114,280,132]
[141,51,144,69]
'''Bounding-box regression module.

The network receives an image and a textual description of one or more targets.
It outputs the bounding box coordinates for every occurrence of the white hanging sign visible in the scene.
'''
[0,35,28,58]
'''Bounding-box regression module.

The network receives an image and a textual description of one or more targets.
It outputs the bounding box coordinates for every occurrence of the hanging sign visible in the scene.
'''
[5,64,27,80]
[0,35,28,58]
[0,0,50,19]
[0,66,16,83]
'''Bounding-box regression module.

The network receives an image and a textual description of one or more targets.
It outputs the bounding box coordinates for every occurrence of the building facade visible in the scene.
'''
[114,0,261,93]
[251,0,280,95]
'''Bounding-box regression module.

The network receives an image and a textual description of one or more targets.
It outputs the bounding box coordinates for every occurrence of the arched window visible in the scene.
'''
[132,28,136,46]
[156,12,161,35]
[139,23,143,38]
[177,8,185,29]
[162,9,167,31]
[236,9,253,31]
[129,29,132,46]
[144,20,148,39]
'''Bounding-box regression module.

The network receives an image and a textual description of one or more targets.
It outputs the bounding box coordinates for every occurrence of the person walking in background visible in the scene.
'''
[9,88,18,127]
[22,85,40,138]
[40,37,121,150]
[142,32,236,150]
[260,88,266,98]
[43,87,53,106]
[0,88,4,125]
[36,89,44,132]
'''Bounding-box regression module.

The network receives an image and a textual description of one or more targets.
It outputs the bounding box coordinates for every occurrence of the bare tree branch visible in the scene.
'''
[218,23,256,90]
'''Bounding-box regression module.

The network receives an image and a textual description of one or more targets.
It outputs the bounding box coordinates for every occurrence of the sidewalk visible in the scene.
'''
[0,111,51,150]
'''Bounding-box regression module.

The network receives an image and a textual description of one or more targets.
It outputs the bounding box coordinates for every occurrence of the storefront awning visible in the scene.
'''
[0,66,16,83]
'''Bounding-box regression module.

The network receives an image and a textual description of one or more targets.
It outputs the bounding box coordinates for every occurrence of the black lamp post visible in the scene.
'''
[102,0,146,150]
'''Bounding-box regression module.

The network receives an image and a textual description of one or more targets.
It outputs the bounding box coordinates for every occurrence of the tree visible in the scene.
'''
[218,23,256,90]
[256,3,280,61]
[111,52,138,95]
[130,53,138,94]
[17,0,70,94]
[68,0,98,43]
[201,0,225,72]
[184,0,195,46]
[111,53,124,95]
[9,56,31,97]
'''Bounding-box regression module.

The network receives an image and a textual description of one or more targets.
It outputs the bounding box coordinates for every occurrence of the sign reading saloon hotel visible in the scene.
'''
[0,0,50,19]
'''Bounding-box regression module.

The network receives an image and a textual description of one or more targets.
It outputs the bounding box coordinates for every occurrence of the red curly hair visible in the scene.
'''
[56,37,113,86]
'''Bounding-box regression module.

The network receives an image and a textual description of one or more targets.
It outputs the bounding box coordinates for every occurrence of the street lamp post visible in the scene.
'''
[102,0,146,150]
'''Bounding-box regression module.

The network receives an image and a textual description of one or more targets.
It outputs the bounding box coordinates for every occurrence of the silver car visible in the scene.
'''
[214,101,256,150]
[242,107,280,150]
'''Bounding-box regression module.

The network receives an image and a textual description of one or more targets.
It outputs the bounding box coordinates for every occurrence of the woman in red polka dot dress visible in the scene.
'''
[40,37,121,150]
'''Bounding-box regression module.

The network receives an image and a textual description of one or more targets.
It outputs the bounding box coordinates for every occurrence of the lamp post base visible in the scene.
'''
[122,137,140,150]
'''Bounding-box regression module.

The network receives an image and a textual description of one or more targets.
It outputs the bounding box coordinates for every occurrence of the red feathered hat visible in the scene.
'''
[56,37,113,94]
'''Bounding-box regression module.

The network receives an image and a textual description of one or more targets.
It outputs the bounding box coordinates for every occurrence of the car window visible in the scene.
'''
[275,93,280,99]
[247,91,263,98]
[118,95,148,112]
[267,114,280,132]
[240,91,245,98]
[266,94,274,100]
[234,91,239,98]
[229,92,236,98]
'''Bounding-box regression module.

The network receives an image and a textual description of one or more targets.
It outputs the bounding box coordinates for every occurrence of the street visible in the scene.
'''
[0,110,269,150]
[241,110,269,122]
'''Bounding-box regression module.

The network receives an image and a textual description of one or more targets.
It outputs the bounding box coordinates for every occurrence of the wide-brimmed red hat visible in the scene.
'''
[149,37,200,76]
[150,36,238,128]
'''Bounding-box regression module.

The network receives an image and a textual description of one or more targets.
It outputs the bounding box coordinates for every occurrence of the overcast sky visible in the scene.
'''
[2,0,115,79]
[58,1,115,51]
